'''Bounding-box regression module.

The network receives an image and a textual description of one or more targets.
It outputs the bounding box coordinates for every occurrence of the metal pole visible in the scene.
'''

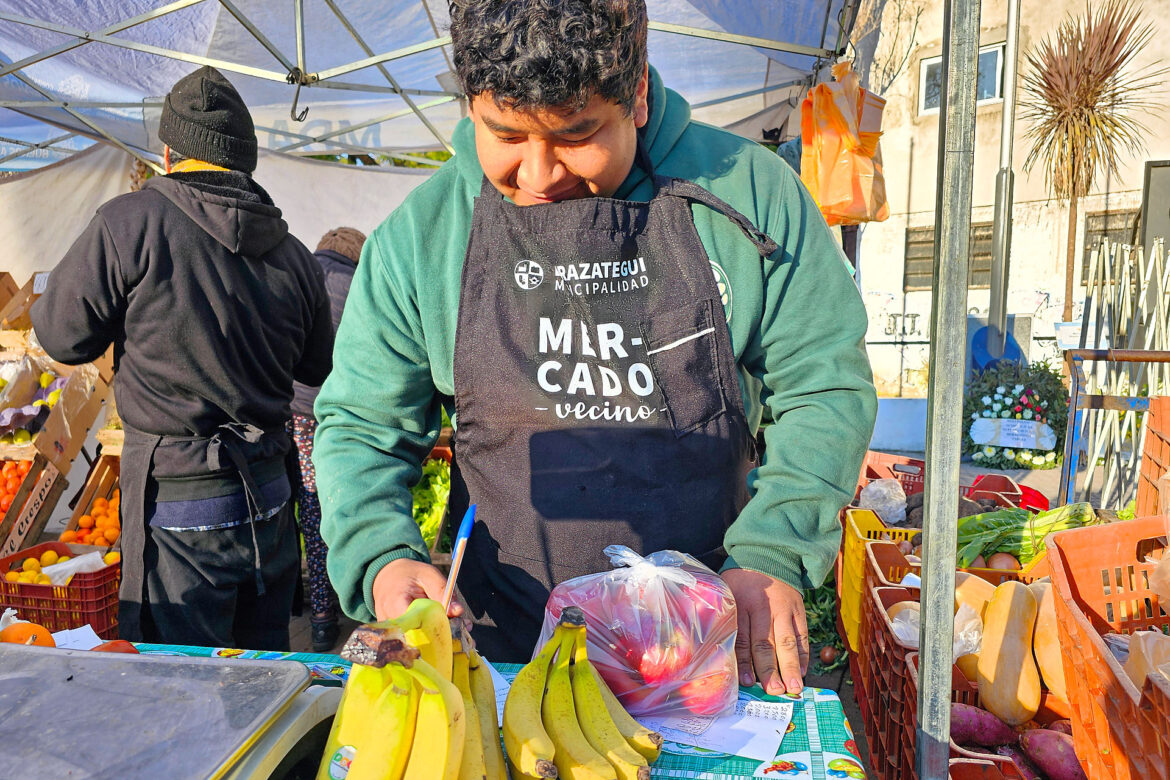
[917,0,981,778]
[646,21,837,58]
[987,0,1022,358]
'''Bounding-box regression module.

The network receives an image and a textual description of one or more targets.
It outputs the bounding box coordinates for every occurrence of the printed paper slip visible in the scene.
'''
[639,696,793,761]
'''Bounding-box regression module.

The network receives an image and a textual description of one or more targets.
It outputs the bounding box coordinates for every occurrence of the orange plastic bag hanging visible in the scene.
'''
[800,61,890,226]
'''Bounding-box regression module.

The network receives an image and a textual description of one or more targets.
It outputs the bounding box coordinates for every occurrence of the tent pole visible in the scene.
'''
[0,0,205,79]
[0,52,163,174]
[0,12,290,83]
[257,124,444,166]
[294,0,306,75]
[312,37,452,82]
[0,132,78,164]
[987,0,1022,358]
[647,21,836,58]
[0,101,162,109]
[690,78,803,109]
[917,0,981,778]
[272,98,456,153]
[218,0,295,71]
[321,0,454,153]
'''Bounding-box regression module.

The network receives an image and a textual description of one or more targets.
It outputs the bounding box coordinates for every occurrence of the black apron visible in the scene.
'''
[451,162,778,661]
[118,421,301,641]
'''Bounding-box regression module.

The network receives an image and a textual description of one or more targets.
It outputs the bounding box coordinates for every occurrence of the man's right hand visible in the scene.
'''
[372,557,466,622]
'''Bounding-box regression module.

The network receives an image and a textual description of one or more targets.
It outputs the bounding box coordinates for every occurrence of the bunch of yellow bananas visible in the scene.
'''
[503,606,663,780]
[316,598,507,780]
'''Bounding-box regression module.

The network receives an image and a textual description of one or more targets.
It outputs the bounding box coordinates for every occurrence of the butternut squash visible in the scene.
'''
[1031,583,1068,702]
[975,581,1041,725]
[956,653,980,683]
[955,572,996,618]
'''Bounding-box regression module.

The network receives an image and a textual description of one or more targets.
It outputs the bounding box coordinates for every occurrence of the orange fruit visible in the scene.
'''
[4,571,18,583]
[92,497,109,510]
[21,558,40,573]
[77,515,94,529]
[17,460,31,476]
[102,528,119,544]
[0,622,55,647]
[94,515,111,529]
[59,530,78,543]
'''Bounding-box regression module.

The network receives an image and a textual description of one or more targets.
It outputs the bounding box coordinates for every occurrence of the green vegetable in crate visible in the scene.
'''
[413,458,451,549]
[955,503,1096,568]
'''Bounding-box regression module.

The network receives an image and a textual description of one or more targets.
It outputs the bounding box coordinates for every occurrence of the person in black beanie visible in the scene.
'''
[31,66,334,651]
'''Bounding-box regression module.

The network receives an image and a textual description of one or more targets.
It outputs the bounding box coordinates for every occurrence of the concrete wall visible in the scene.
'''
[858,0,1170,397]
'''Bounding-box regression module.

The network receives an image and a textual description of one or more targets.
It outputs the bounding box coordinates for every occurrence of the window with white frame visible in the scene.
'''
[919,44,1005,115]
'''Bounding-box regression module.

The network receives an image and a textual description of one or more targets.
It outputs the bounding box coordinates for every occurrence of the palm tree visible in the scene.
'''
[1019,0,1163,323]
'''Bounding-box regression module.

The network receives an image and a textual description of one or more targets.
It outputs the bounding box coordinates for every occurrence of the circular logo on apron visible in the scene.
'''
[514,260,545,290]
[711,261,732,321]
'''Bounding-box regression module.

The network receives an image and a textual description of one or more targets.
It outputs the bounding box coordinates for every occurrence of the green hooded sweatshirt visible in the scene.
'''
[313,70,877,622]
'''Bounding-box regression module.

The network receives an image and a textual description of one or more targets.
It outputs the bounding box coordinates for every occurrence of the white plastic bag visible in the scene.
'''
[859,478,907,527]
[890,602,983,662]
[538,545,737,718]
[41,551,105,586]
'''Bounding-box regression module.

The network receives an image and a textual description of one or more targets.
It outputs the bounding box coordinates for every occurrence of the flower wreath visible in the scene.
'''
[962,360,1069,470]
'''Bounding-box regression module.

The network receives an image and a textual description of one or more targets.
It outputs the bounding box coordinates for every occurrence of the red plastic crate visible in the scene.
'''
[857,585,917,780]
[0,541,119,638]
[903,653,1069,780]
[855,450,1049,511]
[1047,515,1170,780]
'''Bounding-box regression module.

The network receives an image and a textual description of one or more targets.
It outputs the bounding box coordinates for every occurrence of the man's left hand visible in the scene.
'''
[721,568,809,696]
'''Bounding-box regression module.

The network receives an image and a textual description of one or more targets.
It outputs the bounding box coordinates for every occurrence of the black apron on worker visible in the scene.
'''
[118,421,301,648]
[451,158,778,662]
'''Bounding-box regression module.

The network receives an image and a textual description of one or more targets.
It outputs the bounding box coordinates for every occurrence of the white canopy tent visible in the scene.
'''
[0,0,859,171]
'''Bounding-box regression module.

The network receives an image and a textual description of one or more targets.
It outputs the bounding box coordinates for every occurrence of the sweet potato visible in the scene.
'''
[1047,719,1073,735]
[949,702,1016,747]
[994,745,1043,780]
[1019,728,1087,780]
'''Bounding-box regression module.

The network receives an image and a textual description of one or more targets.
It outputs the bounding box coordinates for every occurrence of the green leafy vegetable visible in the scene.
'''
[955,503,1098,567]
[413,457,451,550]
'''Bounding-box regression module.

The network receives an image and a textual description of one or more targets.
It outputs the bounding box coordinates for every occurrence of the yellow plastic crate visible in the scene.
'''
[839,508,919,650]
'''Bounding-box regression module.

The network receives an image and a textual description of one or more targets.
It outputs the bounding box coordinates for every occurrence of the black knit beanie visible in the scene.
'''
[159,66,258,173]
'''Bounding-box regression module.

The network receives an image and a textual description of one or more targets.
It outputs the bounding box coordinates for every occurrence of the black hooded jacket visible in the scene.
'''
[32,172,333,469]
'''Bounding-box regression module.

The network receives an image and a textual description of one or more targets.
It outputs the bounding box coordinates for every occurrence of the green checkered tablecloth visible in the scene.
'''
[135,646,866,780]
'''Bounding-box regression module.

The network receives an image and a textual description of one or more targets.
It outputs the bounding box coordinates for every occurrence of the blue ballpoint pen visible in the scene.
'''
[441,504,477,612]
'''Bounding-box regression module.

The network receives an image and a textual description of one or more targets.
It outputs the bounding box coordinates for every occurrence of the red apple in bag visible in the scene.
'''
[637,628,694,685]
[678,655,738,716]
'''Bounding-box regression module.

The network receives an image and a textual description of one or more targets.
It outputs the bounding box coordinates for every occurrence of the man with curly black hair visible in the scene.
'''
[315,0,877,695]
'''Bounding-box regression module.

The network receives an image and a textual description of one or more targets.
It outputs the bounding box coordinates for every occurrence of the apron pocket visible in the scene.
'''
[642,299,726,436]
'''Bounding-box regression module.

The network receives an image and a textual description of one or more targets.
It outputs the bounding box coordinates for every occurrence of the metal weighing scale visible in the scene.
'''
[0,643,342,779]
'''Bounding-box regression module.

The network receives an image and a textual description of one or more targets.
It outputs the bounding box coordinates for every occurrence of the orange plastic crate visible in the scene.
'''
[0,541,119,638]
[1047,515,1170,780]
[1137,398,1170,518]
[857,585,917,780]
[903,653,1070,780]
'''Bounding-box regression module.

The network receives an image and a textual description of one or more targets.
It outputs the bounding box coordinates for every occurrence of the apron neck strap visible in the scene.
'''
[657,177,779,259]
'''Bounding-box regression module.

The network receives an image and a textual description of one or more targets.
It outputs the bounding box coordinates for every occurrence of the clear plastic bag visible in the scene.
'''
[1123,630,1170,690]
[890,602,983,662]
[859,478,907,527]
[538,545,738,718]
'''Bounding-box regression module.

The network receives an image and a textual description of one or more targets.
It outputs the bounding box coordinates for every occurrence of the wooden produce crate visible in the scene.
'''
[0,349,113,474]
[0,272,20,312]
[0,454,67,556]
[0,272,48,350]
[59,454,120,549]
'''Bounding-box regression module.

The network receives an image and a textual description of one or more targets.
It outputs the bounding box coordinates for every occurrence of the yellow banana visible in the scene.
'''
[397,598,454,681]
[453,642,488,780]
[585,664,662,763]
[468,648,508,780]
[541,629,618,780]
[317,663,395,779]
[568,628,651,780]
[403,658,466,780]
[502,629,562,779]
[347,664,420,780]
